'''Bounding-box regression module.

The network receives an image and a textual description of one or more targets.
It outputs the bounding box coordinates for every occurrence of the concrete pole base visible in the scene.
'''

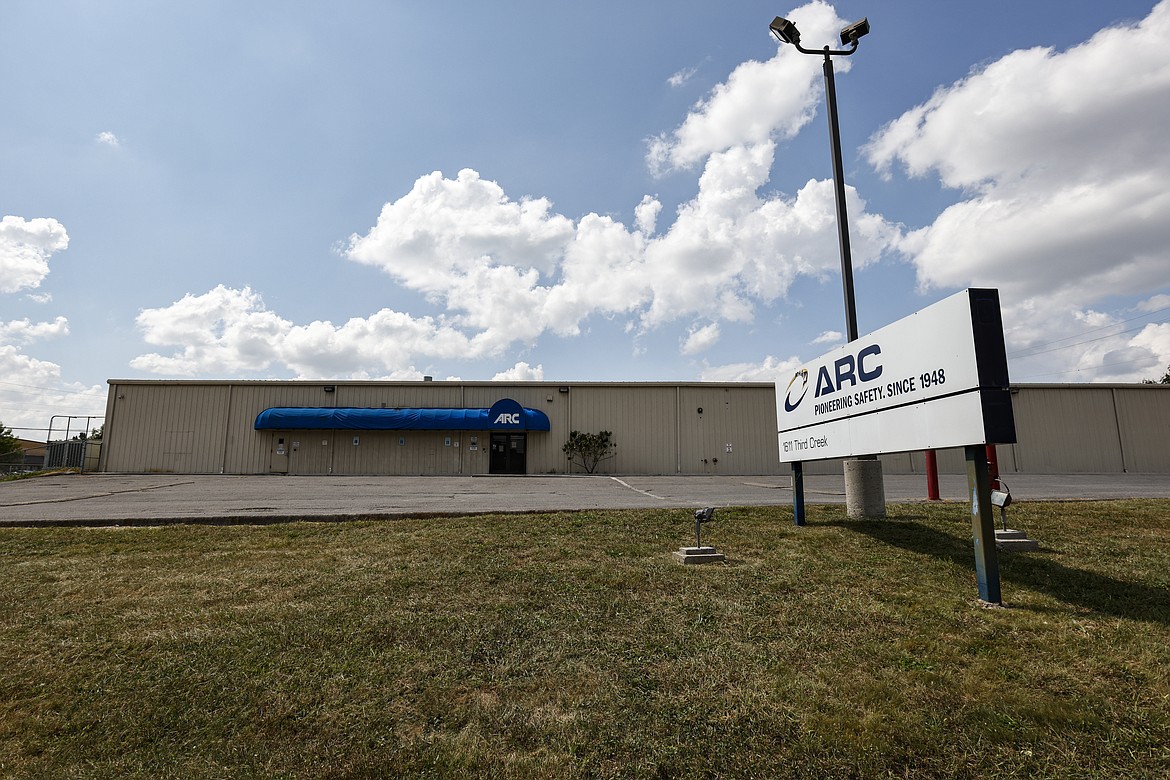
[845,458,886,519]
[673,547,726,565]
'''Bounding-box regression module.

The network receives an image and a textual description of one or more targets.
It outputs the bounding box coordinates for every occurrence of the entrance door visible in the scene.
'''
[489,433,527,474]
[270,434,289,474]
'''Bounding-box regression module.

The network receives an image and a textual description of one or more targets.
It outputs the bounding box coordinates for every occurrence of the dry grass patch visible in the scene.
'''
[1,501,1168,778]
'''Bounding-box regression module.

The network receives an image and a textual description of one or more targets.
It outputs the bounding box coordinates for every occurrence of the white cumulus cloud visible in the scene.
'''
[1138,294,1170,313]
[131,2,905,382]
[0,217,91,433]
[131,285,479,378]
[699,354,803,383]
[647,1,847,173]
[0,216,69,294]
[681,323,721,356]
[0,345,105,435]
[492,361,545,381]
[347,168,576,288]
[1129,323,1170,377]
[0,317,70,344]
[866,1,1170,380]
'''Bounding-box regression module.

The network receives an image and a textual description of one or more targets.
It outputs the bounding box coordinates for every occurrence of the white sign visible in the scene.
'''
[779,289,1015,462]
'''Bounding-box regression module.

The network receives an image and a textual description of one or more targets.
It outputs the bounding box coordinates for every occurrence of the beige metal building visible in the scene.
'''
[98,380,782,476]
[97,380,1169,477]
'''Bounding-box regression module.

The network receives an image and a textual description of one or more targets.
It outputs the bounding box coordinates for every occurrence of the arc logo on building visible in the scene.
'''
[488,398,526,429]
[778,288,1016,462]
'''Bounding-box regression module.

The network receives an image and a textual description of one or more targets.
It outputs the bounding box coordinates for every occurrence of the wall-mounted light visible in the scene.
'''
[558,386,570,394]
[323,385,335,393]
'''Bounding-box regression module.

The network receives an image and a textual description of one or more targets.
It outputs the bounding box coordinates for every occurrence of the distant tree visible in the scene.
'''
[562,430,617,474]
[0,423,20,465]
[89,425,104,440]
[1141,365,1170,385]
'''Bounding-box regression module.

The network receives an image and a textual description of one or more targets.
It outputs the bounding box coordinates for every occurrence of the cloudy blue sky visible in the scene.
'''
[3,0,1169,437]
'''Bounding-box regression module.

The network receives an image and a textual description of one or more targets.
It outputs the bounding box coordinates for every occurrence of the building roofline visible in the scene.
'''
[1008,383,1170,390]
[104,379,1170,390]
[105,379,778,389]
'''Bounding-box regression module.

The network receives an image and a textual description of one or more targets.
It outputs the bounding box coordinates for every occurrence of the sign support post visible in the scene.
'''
[792,461,806,526]
[965,444,1002,604]
[924,449,940,500]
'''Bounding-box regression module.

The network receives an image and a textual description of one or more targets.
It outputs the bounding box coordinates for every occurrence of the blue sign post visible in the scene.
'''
[792,461,806,526]
[966,445,1002,604]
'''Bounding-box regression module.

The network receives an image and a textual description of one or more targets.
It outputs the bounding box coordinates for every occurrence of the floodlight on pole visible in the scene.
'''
[769,14,869,342]
[768,17,802,47]
[771,14,885,522]
[839,18,870,47]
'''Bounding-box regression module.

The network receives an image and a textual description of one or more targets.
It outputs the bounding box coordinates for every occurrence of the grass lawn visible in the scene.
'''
[1,500,1168,778]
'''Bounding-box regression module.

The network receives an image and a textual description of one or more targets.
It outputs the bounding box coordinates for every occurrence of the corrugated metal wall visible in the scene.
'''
[566,385,679,474]
[1008,386,1124,473]
[223,384,338,474]
[1111,386,1170,473]
[99,381,782,476]
[678,386,780,475]
[328,431,463,476]
[102,384,233,473]
[99,381,1170,476]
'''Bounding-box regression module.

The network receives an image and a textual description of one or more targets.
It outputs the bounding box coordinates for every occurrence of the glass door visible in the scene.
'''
[489,433,527,474]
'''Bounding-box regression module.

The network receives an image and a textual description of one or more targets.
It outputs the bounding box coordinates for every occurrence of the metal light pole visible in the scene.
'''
[771,14,885,519]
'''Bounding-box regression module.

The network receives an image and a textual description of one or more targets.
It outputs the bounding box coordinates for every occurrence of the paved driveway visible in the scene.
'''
[2,472,1168,526]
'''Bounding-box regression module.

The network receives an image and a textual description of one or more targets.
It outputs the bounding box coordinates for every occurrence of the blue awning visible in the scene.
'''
[254,405,550,432]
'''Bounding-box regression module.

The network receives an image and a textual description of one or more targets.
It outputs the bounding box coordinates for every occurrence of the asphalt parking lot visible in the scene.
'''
[2,472,1169,526]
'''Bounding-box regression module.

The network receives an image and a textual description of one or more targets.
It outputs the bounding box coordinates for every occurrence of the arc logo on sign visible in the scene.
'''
[487,398,526,429]
[783,369,809,412]
[814,343,882,398]
[784,345,883,413]
[781,371,809,413]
